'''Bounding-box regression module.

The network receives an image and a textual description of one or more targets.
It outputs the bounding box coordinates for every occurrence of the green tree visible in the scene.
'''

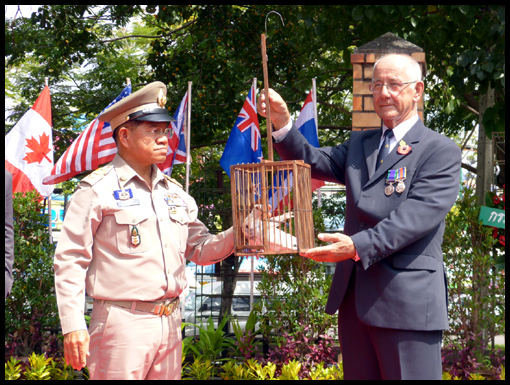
[5,191,58,356]
[442,186,505,349]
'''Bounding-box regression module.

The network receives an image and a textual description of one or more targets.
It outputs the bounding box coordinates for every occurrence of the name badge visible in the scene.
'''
[117,198,141,207]
[114,188,133,200]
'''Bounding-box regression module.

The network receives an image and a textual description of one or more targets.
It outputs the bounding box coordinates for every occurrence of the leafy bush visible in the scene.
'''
[5,191,59,357]
[218,358,344,380]
[442,186,505,350]
[4,353,78,380]
[442,332,505,380]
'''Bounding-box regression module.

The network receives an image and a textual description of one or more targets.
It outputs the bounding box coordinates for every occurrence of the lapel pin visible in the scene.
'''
[397,140,412,155]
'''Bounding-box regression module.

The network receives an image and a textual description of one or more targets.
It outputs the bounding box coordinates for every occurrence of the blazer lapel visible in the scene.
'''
[363,129,382,181]
[364,118,425,188]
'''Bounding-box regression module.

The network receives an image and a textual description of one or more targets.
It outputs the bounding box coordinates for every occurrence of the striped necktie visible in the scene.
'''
[376,129,395,170]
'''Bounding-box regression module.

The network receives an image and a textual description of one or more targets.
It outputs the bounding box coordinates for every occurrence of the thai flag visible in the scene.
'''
[220,85,261,178]
[157,91,189,176]
[296,91,325,191]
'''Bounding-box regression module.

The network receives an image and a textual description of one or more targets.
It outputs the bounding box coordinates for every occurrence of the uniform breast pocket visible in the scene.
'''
[169,208,190,254]
[113,210,152,255]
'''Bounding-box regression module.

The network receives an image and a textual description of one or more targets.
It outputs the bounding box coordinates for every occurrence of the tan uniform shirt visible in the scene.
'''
[54,154,234,335]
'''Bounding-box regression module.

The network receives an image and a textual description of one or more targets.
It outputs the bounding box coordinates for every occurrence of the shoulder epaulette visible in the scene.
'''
[164,174,183,188]
[81,165,114,186]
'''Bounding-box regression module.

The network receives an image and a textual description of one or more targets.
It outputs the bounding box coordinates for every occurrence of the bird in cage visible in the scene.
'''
[243,204,298,252]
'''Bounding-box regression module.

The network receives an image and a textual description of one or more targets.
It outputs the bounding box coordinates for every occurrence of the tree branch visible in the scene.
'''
[462,162,477,174]
[98,19,196,43]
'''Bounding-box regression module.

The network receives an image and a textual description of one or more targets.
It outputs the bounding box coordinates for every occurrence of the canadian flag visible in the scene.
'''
[5,86,54,199]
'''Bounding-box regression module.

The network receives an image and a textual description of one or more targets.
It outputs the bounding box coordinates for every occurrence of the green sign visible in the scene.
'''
[479,206,505,229]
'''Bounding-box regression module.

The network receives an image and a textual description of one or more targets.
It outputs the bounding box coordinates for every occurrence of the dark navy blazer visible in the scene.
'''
[274,118,461,331]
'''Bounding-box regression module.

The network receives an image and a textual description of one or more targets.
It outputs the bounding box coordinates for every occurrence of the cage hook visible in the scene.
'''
[265,11,285,37]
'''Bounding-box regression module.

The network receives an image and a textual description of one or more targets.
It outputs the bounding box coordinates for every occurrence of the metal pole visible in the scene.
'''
[250,78,257,311]
[44,77,53,244]
[312,78,322,208]
[186,81,192,194]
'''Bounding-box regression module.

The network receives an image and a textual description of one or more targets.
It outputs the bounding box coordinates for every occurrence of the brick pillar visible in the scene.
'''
[351,32,427,131]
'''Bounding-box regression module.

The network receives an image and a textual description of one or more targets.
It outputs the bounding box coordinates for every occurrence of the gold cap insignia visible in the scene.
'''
[157,89,167,108]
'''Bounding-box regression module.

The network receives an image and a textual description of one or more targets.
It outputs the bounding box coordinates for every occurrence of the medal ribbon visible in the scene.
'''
[387,167,406,182]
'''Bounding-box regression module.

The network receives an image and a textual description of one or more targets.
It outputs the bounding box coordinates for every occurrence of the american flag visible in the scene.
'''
[157,91,188,176]
[43,84,132,185]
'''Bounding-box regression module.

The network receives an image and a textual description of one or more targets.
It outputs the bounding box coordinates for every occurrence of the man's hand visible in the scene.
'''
[64,329,90,370]
[300,233,357,263]
[257,88,291,130]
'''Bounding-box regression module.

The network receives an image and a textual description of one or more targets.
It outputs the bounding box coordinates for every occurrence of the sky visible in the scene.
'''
[5,5,42,19]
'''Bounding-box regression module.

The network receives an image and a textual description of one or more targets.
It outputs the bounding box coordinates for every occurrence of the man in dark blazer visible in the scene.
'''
[257,54,461,380]
[5,169,14,298]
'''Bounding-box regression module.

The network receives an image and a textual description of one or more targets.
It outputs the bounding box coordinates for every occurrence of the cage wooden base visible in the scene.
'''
[231,160,315,256]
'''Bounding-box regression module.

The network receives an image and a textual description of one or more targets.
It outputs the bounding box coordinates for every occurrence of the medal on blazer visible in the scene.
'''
[131,226,141,246]
[385,168,406,196]
[395,167,407,194]
[114,188,133,200]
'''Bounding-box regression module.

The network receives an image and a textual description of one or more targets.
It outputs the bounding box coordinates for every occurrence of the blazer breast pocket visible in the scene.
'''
[113,210,152,254]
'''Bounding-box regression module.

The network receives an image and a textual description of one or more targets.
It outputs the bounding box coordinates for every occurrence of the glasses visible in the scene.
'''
[144,127,171,139]
[369,81,418,94]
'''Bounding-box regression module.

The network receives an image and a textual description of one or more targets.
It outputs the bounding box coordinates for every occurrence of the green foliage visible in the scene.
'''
[5,356,22,381]
[254,253,336,347]
[7,5,505,181]
[182,358,215,381]
[231,309,262,360]
[219,359,344,380]
[183,314,236,379]
[442,186,505,350]
[5,353,76,381]
[5,190,59,356]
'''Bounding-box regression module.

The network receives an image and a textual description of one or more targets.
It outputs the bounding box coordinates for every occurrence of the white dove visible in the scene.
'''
[243,204,298,252]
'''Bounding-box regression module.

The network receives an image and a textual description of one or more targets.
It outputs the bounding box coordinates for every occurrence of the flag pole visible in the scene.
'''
[312,78,322,208]
[186,82,192,194]
[250,77,257,312]
[45,77,53,244]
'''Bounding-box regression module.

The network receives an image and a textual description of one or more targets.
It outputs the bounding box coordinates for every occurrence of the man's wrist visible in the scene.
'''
[272,119,293,143]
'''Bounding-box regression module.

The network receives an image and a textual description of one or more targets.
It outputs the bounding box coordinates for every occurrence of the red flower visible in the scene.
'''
[492,227,499,239]
[397,144,412,155]
[499,235,505,246]
[493,195,501,205]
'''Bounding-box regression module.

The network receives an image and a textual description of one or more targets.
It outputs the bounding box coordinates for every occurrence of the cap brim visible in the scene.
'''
[131,113,176,123]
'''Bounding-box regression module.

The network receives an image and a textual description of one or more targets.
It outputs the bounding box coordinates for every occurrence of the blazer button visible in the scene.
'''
[359,222,366,228]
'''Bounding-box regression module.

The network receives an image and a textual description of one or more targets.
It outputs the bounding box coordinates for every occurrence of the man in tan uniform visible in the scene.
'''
[54,82,234,380]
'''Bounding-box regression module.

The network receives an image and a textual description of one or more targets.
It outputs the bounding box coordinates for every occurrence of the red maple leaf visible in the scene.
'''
[23,132,52,164]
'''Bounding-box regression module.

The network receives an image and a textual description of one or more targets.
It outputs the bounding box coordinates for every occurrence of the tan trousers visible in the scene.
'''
[87,300,182,380]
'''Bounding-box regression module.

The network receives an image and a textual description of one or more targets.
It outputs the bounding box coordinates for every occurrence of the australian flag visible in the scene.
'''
[220,85,261,178]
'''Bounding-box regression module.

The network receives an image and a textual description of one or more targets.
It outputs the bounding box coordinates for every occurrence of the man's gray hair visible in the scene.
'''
[373,54,423,81]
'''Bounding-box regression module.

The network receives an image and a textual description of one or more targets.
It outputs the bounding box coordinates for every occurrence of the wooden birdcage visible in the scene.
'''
[231,160,315,256]
[230,22,315,256]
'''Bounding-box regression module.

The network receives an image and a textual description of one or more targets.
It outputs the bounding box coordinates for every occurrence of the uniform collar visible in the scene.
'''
[112,153,166,189]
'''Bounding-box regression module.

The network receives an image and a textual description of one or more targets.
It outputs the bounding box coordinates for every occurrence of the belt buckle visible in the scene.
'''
[154,299,177,317]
